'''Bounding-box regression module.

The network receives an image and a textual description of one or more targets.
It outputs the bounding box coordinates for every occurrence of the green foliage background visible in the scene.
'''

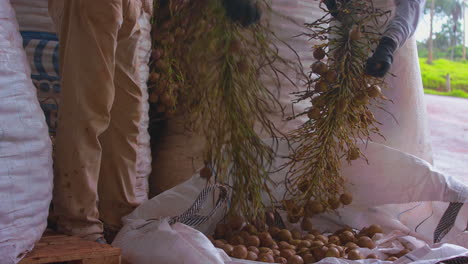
[418,58,468,97]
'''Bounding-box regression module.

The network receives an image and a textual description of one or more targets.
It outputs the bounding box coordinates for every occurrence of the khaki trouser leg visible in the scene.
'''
[51,0,124,240]
[98,0,143,229]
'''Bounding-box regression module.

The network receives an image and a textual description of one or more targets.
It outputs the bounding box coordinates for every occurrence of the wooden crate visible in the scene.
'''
[19,232,121,264]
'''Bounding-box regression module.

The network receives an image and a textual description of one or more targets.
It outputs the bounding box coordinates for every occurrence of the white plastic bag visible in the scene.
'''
[0,1,53,263]
[113,219,229,264]
[118,139,468,264]
[113,184,230,264]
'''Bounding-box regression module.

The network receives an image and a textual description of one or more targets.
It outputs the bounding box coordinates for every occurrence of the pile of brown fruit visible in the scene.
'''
[207,216,412,263]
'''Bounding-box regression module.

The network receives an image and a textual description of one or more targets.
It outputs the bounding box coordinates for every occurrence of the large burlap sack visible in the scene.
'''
[0,1,53,263]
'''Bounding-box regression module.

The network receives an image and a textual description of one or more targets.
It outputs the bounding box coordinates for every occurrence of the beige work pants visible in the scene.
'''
[50,0,144,240]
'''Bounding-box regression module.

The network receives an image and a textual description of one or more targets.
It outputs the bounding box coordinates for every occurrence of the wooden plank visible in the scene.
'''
[19,234,121,264]
[80,256,121,264]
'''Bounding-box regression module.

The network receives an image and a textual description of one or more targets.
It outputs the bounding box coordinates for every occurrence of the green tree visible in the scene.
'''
[425,0,464,62]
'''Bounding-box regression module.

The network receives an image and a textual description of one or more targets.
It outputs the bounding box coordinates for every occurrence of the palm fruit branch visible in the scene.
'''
[282,0,392,222]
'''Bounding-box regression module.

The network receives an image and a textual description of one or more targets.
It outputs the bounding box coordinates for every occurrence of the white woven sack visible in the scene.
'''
[0,1,53,263]
[119,138,468,264]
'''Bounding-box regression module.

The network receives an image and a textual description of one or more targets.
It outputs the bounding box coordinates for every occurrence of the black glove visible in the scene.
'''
[365,37,397,78]
[222,0,261,27]
[323,0,339,17]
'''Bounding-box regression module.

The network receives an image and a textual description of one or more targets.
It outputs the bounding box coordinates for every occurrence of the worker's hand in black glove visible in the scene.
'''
[365,37,397,78]
[323,0,349,18]
[222,0,261,27]
[323,0,339,17]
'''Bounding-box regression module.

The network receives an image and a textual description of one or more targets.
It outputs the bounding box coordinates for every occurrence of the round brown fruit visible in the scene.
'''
[245,235,260,247]
[339,231,355,244]
[222,244,234,255]
[348,148,360,161]
[292,230,302,240]
[316,235,329,244]
[248,246,259,254]
[339,193,353,205]
[299,240,312,248]
[367,224,384,236]
[312,246,328,260]
[227,215,245,231]
[303,234,315,241]
[280,249,296,259]
[313,48,326,60]
[310,229,322,236]
[312,96,326,108]
[278,241,292,249]
[311,61,328,75]
[307,107,321,120]
[213,240,225,248]
[367,254,379,259]
[336,246,345,257]
[344,242,359,252]
[347,249,363,260]
[259,247,273,255]
[275,256,288,264]
[257,253,275,263]
[367,85,382,98]
[355,93,369,105]
[232,245,248,259]
[288,255,305,264]
[357,236,376,249]
[297,247,309,256]
[328,235,341,245]
[246,251,258,261]
[315,80,328,92]
[290,239,301,246]
[269,226,281,238]
[239,231,250,240]
[242,224,258,234]
[306,200,325,215]
[303,253,316,263]
[326,247,340,258]
[310,240,325,248]
[229,235,244,246]
[271,241,279,250]
[272,249,281,256]
[278,229,293,242]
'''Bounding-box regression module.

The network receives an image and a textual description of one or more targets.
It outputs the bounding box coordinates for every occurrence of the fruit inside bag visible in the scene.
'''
[117,139,467,263]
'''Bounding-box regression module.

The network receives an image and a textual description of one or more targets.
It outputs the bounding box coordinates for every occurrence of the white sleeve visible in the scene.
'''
[384,0,425,48]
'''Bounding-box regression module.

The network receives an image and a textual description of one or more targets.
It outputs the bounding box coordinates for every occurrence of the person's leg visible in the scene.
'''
[50,0,123,241]
[98,0,145,232]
